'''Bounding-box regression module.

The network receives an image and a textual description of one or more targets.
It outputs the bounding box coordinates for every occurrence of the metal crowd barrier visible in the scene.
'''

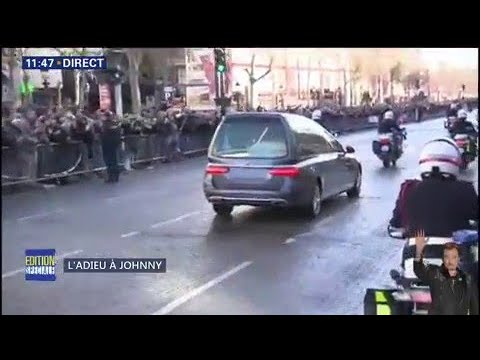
[2,128,215,186]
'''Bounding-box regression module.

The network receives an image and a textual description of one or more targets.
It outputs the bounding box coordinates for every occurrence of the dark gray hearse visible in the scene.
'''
[203,112,362,217]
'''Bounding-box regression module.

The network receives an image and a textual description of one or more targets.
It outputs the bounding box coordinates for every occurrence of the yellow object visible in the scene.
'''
[375,291,392,315]
[377,304,392,315]
[375,291,388,303]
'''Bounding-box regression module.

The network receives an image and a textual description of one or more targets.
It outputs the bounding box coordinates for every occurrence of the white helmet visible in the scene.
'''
[418,138,461,178]
[450,103,457,110]
[312,109,322,120]
[457,109,468,119]
[384,110,394,120]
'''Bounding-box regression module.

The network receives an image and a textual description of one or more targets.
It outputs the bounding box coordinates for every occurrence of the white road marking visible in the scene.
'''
[121,231,140,238]
[42,184,57,189]
[297,231,312,237]
[319,214,335,226]
[284,238,296,244]
[151,211,201,229]
[152,261,253,315]
[17,209,64,222]
[2,249,84,279]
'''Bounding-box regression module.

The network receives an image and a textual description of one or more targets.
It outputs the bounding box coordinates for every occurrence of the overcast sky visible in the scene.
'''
[420,48,478,70]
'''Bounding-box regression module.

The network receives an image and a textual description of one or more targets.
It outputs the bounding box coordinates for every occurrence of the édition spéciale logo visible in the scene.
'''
[25,249,56,281]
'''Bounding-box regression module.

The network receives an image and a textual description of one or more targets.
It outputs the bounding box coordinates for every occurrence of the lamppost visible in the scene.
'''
[278,84,284,109]
[57,81,63,108]
[104,49,126,116]
[41,73,50,89]
[233,81,242,111]
[40,72,52,108]
[155,77,164,107]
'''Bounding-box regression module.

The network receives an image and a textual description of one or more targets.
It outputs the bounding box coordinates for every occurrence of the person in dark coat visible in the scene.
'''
[405,137,478,238]
[395,138,478,238]
[100,111,122,183]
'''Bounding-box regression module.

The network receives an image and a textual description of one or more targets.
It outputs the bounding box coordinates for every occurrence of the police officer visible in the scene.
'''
[402,138,478,237]
[445,103,458,129]
[100,111,122,183]
[450,109,477,138]
[446,102,459,119]
[378,110,402,134]
[378,110,404,157]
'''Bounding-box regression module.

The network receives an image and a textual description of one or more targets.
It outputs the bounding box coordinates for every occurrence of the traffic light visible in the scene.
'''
[214,48,227,73]
[461,84,466,91]
[20,81,35,95]
[110,65,124,84]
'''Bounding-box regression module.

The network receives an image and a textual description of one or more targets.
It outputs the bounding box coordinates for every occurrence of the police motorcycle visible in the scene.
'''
[450,110,478,170]
[365,222,479,316]
[453,133,477,170]
[372,128,407,168]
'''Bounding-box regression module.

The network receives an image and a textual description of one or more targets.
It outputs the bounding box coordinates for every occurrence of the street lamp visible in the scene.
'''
[233,81,242,111]
[104,49,126,116]
[57,81,63,108]
[41,73,50,89]
[277,85,285,109]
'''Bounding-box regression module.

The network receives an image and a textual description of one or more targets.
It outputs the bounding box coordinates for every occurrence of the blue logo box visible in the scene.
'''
[25,249,56,281]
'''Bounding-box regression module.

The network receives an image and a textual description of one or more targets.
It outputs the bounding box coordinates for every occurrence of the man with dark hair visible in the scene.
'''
[414,230,478,315]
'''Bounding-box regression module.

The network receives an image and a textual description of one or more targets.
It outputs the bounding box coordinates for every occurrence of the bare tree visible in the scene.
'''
[401,71,425,99]
[6,48,23,108]
[306,57,311,106]
[125,48,143,115]
[244,54,273,109]
[341,62,361,106]
[389,62,402,103]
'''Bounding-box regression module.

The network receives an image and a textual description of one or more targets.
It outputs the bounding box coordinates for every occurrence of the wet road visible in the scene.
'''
[2,117,478,315]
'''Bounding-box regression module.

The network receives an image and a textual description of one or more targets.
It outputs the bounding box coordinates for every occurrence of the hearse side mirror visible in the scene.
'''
[345,145,355,154]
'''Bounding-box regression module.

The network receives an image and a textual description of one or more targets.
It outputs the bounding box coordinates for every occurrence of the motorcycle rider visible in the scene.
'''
[450,109,477,138]
[447,102,459,117]
[378,110,404,156]
[389,137,478,237]
[378,110,402,133]
[445,103,458,129]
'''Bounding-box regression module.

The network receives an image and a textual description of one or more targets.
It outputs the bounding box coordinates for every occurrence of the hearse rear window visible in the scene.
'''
[211,115,288,159]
